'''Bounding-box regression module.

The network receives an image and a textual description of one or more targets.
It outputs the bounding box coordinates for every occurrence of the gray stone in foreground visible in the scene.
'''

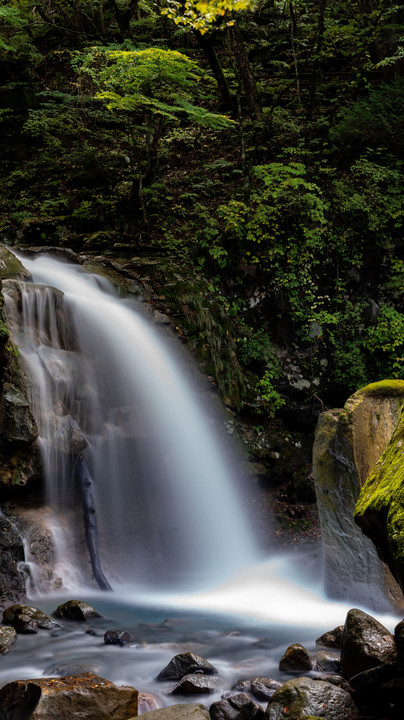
[157,652,218,681]
[265,676,358,720]
[0,673,137,720]
[134,703,210,720]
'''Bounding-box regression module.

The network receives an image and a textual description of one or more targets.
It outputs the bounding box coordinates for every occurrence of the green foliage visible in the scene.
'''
[366,306,404,379]
[0,1,39,60]
[256,368,285,416]
[87,47,233,128]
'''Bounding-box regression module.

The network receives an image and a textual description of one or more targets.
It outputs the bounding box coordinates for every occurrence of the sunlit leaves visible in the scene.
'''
[90,47,234,128]
[161,0,257,34]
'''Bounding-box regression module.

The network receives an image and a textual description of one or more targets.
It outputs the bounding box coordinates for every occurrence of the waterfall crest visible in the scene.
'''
[4,252,257,592]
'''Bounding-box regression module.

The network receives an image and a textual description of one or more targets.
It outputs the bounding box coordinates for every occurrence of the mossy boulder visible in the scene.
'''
[313,381,404,610]
[0,247,31,282]
[355,388,404,592]
[265,676,358,719]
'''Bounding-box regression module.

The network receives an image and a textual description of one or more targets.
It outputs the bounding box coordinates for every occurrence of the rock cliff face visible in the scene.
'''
[355,386,404,593]
[313,381,404,610]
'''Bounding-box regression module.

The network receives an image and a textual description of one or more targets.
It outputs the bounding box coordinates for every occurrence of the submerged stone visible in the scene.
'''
[104,629,134,646]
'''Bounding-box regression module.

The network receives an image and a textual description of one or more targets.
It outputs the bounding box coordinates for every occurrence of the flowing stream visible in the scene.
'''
[0,250,400,707]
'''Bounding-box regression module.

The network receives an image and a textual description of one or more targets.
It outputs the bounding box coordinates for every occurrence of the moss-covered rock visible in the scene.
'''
[355,393,404,592]
[265,676,358,719]
[0,247,31,282]
[313,381,404,610]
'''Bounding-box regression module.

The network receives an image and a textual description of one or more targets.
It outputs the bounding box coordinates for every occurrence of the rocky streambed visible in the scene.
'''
[0,597,403,720]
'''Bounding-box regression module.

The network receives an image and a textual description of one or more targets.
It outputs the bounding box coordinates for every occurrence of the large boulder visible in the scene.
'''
[0,673,138,720]
[340,608,399,679]
[313,381,404,610]
[265,676,358,720]
[157,652,218,681]
[355,387,404,592]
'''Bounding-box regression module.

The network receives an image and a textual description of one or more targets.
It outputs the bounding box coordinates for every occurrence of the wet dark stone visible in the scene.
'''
[104,629,134,646]
[13,614,38,634]
[311,650,340,674]
[312,674,351,693]
[171,674,222,695]
[250,678,281,701]
[279,643,312,673]
[394,619,404,658]
[340,609,398,679]
[316,626,344,649]
[210,692,264,720]
[157,652,218,681]
[52,600,103,622]
[231,680,251,693]
[3,604,55,631]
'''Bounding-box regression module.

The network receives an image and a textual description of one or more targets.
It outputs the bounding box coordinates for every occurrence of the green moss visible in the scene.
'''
[356,379,404,398]
[355,406,404,569]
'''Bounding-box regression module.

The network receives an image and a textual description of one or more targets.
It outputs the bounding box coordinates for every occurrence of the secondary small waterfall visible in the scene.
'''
[3,252,257,592]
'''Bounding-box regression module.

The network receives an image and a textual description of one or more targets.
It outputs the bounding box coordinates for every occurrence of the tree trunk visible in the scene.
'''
[194,30,235,113]
[77,455,112,591]
[228,22,261,118]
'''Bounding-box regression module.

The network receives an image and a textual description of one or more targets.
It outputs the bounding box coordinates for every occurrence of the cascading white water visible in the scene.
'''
[4,251,257,591]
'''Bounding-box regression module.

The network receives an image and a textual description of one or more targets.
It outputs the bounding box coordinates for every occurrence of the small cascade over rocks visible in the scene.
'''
[3,251,257,593]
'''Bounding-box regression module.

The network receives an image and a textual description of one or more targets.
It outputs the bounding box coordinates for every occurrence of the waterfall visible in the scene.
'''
[3,252,257,592]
